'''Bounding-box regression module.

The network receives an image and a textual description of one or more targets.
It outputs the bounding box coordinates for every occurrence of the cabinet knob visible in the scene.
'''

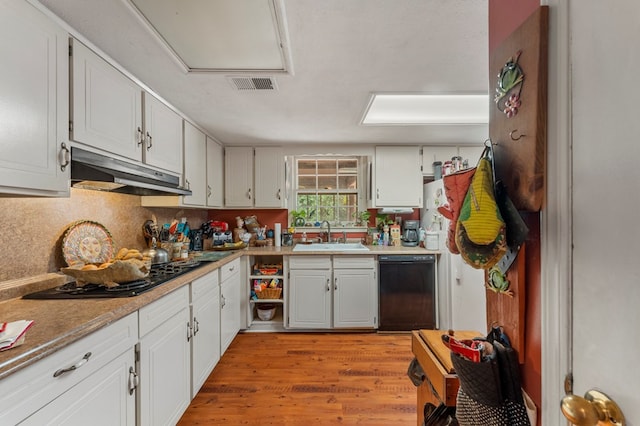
[561,389,625,426]
[58,142,70,171]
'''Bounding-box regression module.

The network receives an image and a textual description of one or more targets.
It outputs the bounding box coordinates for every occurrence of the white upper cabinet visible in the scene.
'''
[374,146,422,207]
[143,93,183,174]
[254,147,285,208]
[206,138,224,207]
[71,38,142,162]
[224,147,254,207]
[182,121,207,206]
[0,0,69,196]
[224,146,284,208]
[71,39,182,175]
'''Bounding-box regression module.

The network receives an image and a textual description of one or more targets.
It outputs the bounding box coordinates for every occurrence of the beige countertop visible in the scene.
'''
[0,244,438,380]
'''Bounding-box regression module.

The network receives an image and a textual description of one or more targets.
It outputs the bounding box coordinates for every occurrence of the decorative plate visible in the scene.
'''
[62,220,115,266]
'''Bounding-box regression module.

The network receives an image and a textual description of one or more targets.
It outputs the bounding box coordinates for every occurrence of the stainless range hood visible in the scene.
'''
[71,147,192,196]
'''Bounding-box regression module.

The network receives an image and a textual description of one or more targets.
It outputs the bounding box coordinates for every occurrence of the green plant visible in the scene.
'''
[355,210,371,225]
[376,213,394,231]
[290,209,307,226]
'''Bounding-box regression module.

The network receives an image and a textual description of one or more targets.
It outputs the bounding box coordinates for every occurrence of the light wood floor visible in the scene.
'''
[178,332,417,425]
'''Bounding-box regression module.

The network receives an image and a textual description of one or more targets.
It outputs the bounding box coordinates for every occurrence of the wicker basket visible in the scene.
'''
[256,288,282,299]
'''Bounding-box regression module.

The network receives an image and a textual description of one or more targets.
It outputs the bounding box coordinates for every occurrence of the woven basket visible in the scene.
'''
[256,288,282,299]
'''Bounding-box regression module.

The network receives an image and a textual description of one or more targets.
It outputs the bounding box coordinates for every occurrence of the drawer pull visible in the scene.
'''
[53,352,92,378]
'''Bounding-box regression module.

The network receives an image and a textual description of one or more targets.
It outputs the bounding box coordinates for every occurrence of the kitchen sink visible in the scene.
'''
[292,243,370,252]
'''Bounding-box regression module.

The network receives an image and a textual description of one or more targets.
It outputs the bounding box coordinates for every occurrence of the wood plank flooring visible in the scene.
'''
[178,332,417,425]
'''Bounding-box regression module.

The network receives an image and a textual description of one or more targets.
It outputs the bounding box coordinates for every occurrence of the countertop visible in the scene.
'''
[0,244,438,380]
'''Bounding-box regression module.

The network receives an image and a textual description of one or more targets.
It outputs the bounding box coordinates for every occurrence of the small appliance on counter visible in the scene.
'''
[401,220,420,247]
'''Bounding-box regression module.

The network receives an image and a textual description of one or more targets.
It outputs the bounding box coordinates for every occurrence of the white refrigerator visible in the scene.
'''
[421,181,487,332]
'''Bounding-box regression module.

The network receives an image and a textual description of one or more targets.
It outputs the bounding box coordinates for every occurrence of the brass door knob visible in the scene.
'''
[561,389,624,425]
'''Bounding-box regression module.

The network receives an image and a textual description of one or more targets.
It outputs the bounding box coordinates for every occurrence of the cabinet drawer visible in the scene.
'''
[139,286,189,337]
[333,255,375,269]
[192,270,219,300]
[220,258,240,282]
[411,330,459,406]
[289,256,331,269]
[0,313,138,426]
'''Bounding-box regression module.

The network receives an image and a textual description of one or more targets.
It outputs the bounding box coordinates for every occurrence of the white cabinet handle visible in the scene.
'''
[53,352,91,378]
[59,142,70,171]
[128,366,138,395]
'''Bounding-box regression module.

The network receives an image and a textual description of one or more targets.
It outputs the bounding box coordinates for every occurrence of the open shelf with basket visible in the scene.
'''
[247,255,286,331]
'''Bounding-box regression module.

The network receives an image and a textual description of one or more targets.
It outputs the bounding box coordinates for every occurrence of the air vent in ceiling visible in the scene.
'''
[227,76,278,91]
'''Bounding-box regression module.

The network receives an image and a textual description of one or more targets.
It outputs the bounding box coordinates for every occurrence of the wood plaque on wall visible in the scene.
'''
[489,6,548,212]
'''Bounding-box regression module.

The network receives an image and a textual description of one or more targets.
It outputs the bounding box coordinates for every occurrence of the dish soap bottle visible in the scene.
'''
[301,232,307,243]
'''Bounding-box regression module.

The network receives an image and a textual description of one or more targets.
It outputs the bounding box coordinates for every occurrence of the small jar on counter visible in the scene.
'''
[443,160,453,175]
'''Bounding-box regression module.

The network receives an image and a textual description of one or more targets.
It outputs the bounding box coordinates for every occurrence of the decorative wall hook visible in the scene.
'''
[509,129,526,141]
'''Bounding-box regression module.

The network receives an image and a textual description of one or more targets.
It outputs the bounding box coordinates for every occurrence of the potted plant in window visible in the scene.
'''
[290,209,307,227]
[355,210,371,226]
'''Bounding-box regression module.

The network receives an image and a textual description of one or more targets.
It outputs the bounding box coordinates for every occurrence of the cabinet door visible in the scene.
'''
[224,146,253,207]
[191,273,221,397]
[288,269,332,329]
[20,350,136,426]
[333,269,377,328]
[143,93,183,174]
[182,121,207,206]
[421,146,458,175]
[220,270,241,353]
[71,39,143,162]
[375,146,422,207]
[139,303,191,426]
[254,147,284,207]
[206,137,224,207]
[0,0,69,196]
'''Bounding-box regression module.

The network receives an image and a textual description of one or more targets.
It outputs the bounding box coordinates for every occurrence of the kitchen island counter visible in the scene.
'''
[0,244,437,379]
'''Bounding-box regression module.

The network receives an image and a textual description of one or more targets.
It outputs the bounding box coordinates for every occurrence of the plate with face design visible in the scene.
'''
[62,220,115,266]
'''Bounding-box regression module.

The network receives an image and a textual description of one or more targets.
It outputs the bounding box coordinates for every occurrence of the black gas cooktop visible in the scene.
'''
[23,260,204,299]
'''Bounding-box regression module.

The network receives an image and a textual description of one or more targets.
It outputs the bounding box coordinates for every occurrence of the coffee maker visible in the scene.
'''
[401,220,420,247]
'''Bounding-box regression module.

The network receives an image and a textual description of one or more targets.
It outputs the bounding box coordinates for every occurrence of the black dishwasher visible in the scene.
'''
[378,254,436,331]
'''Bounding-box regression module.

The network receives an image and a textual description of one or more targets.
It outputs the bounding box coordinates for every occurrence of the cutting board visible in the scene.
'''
[489,6,549,212]
[419,330,483,374]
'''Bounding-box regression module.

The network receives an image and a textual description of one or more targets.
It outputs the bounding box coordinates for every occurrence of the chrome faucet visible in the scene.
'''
[321,220,331,243]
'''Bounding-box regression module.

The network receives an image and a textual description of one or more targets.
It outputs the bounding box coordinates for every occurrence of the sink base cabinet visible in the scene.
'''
[288,256,377,330]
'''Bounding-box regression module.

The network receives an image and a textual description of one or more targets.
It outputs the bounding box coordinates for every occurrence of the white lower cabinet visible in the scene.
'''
[190,271,221,398]
[20,350,135,426]
[138,286,191,426]
[0,313,138,426]
[288,256,377,329]
[220,258,241,353]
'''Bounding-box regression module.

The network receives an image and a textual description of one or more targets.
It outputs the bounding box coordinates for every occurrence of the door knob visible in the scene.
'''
[561,389,624,425]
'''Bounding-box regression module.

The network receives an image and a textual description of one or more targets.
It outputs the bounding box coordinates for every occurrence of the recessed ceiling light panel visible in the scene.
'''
[362,93,489,125]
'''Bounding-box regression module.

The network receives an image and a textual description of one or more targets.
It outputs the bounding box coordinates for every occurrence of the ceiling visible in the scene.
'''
[39,0,489,147]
